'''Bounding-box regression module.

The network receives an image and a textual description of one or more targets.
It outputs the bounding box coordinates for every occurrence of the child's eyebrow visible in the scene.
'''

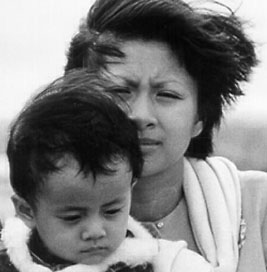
[55,206,86,212]
[102,197,125,208]
[54,197,126,212]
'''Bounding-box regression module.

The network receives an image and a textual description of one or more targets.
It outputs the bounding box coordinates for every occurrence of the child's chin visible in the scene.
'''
[79,255,108,266]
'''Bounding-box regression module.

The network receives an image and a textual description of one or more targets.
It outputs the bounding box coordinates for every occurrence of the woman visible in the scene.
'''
[65,0,267,271]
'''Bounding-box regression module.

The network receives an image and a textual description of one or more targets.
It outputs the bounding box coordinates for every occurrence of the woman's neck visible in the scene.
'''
[131,160,184,222]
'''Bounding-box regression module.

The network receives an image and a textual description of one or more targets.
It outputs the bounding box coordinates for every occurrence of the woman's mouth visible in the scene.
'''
[139,138,161,153]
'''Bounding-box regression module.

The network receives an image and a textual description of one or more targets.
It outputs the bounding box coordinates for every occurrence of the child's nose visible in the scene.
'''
[80,217,106,241]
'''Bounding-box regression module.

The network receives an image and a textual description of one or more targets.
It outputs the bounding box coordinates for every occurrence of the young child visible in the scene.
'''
[0,70,213,272]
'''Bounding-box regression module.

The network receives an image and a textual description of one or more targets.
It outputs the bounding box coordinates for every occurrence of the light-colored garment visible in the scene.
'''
[184,157,267,272]
[1,216,213,272]
[236,170,267,272]
[144,156,267,272]
[183,157,241,272]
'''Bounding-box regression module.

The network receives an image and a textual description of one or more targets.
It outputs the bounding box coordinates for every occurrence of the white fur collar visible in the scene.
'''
[2,216,158,272]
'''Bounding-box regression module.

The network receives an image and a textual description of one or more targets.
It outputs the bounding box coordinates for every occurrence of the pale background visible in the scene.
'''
[0,0,267,221]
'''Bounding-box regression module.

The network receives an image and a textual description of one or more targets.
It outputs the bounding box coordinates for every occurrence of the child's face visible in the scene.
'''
[31,157,132,265]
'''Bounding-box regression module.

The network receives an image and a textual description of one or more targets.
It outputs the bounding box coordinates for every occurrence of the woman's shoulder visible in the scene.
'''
[237,169,267,270]
[238,169,267,218]
[238,169,267,195]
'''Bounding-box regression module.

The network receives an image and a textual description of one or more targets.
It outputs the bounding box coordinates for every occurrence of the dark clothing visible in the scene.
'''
[0,250,17,272]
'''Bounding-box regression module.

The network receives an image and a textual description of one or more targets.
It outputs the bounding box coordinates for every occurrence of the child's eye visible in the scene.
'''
[60,215,81,223]
[104,208,121,217]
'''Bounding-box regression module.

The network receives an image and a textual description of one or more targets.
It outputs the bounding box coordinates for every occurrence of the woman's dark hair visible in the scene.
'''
[65,0,257,158]
[7,69,143,206]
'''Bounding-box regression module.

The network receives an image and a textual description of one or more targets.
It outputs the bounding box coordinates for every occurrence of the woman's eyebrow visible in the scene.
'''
[107,71,140,87]
[115,76,139,88]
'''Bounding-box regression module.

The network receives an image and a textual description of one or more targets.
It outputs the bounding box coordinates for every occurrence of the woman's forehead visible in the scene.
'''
[104,40,196,89]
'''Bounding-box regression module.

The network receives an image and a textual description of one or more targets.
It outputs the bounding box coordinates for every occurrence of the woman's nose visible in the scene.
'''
[80,217,106,241]
[129,95,157,130]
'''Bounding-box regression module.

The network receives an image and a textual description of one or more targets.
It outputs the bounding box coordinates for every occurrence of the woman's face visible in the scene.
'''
[106,40,203,178]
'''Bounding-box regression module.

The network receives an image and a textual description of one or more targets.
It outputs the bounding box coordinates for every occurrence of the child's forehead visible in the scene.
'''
[53,153,131,173]
[36,159,132,211]
[39,156,132,197]
[53,154,79,170]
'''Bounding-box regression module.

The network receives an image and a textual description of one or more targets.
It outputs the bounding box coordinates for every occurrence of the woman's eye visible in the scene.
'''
[157,91,182,99]
[108,87,131,95]
[107,87,132,100]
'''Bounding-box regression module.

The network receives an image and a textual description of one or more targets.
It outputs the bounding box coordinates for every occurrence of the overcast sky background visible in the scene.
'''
[0,0,267,121]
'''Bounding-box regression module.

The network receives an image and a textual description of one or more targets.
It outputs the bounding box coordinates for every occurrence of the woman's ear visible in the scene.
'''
[11,194,36,228]
[192,119,203,138]
[131,178,138,189]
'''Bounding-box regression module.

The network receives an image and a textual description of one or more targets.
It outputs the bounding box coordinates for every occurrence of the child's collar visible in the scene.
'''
[1,217,158,272]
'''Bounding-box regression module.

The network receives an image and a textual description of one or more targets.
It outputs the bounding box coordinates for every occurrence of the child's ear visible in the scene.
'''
[11,194,36,228]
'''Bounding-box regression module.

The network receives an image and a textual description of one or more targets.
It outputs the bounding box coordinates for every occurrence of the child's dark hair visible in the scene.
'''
[65,0,257,158]
[7,69,143,206]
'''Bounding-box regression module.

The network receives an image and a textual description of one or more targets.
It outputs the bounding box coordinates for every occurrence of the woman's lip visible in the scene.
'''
[139,138,161,154]
[139,138,161,145]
